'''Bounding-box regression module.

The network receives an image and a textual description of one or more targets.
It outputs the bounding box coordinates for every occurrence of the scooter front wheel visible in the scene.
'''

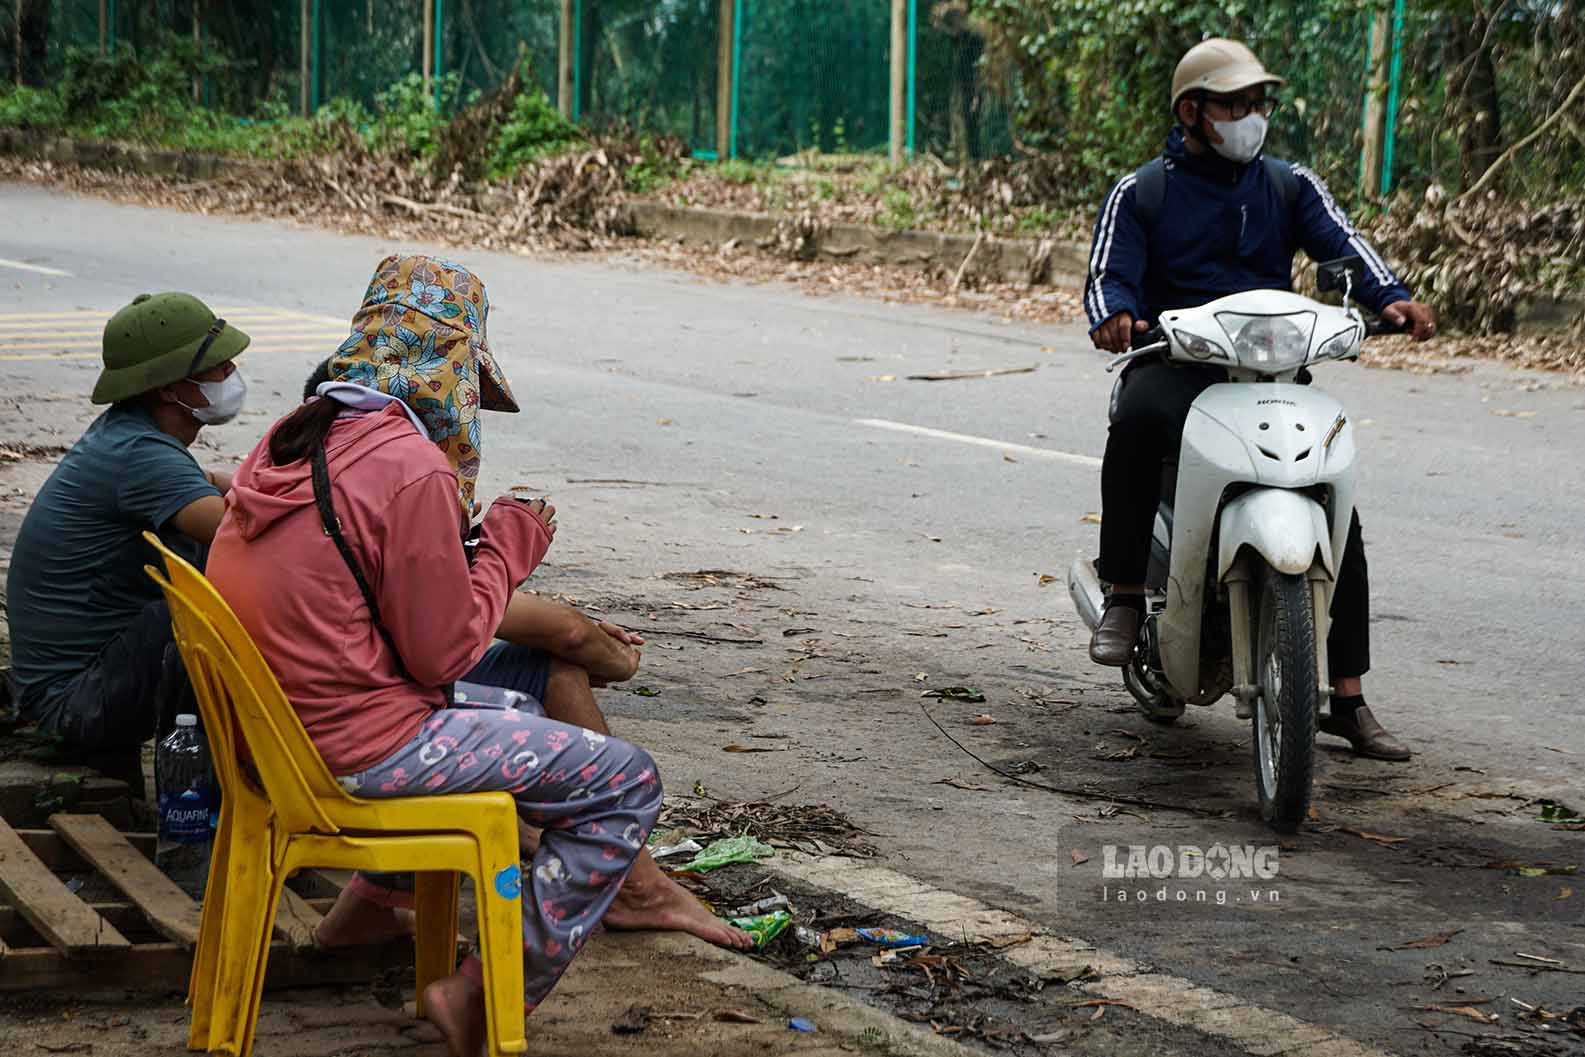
[1251,567,1318,832]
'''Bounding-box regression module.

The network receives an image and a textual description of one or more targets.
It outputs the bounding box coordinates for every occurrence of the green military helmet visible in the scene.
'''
[91,292,251,405]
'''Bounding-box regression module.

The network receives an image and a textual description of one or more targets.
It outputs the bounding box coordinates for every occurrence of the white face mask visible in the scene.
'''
[180,370,248,425]
[1207,112,1268,165]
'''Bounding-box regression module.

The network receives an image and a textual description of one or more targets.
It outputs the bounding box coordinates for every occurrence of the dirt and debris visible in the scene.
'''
[656,795,879,860]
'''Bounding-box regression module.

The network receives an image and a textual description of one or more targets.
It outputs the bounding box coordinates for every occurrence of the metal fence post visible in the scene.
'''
[1380,0,1405,197]
[558,0,573,119]
[717,0,733,159]
[311,0,320,111]
[729,0,743,159]
[905,0,916,158]
[433,0,444,107]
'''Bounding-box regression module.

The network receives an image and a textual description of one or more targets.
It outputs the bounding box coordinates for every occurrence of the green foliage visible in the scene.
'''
[877,187,918,231]
[626,135,689,195]
[714,159,761,185]
[971,0,1584,202]
[368,73,464,160]
[0,86,66,130]
[485,89,584,180]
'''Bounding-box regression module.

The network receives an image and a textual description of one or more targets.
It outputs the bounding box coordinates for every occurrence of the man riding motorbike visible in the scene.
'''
[1081,38,1436,760]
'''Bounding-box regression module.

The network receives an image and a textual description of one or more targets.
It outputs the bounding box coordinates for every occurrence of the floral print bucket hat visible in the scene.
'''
[329,254,518,516]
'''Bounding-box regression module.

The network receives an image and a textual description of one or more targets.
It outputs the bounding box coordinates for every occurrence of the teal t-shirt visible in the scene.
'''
[6,404,219,707]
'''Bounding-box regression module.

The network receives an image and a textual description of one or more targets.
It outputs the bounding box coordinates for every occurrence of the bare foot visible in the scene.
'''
[602,854,756,950]
[420,971,487,1057]
[314,887,417,948]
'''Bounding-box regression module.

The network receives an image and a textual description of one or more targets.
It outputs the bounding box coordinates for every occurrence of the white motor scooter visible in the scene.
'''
[1068,258,1396,832]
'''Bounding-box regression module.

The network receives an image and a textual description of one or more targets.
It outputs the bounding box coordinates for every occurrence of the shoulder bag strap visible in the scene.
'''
[310,443,413,683]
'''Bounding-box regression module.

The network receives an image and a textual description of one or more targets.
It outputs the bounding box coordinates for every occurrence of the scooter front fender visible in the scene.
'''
[1217,488,1335,582]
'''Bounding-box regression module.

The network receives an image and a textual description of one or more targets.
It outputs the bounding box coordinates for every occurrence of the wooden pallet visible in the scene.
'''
[0,813,411,992]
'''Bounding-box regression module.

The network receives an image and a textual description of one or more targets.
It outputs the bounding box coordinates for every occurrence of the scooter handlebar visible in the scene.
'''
[1365,317,1409,338]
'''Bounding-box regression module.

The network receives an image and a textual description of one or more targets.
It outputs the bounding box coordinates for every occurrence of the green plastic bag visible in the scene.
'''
[677,835,775,873]
[727,910,793,949]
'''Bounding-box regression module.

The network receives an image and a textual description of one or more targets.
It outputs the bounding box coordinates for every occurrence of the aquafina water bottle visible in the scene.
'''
[155,714,217,899]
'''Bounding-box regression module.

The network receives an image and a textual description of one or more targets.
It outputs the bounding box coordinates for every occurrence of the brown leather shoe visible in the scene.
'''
[1089,604,1141,667]
[1319,704,1410,761]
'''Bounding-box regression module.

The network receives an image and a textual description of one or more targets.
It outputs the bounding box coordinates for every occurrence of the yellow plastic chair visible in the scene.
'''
[143,532,527,1057]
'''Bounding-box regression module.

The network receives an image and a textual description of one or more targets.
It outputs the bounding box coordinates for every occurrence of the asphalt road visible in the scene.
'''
[2,182,1582,1056]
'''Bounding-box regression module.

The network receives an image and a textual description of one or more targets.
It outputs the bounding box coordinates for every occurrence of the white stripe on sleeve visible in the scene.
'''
[1293,165,1394,286]
[1087,175,1137,322]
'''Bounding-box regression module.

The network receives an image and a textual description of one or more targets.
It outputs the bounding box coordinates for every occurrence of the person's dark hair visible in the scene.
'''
[303,356,334,401]
[270,359,339,465]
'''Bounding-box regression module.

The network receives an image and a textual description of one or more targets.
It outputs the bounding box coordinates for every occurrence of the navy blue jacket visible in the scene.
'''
[1083,127,1411,332]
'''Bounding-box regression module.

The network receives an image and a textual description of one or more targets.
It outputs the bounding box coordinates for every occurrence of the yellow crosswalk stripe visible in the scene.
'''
[0,324,345,339]
[0,342,343,362]
[0,307,341,324]
[0,306,347,362]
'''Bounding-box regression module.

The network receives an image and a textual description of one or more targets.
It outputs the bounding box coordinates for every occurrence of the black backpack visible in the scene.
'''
[1131,154,1299,234]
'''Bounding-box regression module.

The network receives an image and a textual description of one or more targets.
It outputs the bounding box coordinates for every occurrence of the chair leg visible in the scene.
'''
[200,824,277,1057]
[413,871,461,1016]
[472,829,527,1057]
[232,870,289,1057]
[186,803,236,1050]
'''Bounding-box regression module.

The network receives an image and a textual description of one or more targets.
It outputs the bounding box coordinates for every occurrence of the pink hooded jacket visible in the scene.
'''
[206,403,552,776]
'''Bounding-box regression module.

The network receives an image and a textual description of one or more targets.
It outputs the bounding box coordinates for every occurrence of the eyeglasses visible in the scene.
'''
[1204,95,1280,120]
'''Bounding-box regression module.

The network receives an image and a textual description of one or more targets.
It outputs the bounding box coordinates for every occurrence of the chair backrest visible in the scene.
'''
[143,532,350,836]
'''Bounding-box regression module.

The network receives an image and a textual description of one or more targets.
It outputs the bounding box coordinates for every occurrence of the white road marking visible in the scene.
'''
[0,257,72,277]
[770,854,1392,1057]
[855,417,1102,468]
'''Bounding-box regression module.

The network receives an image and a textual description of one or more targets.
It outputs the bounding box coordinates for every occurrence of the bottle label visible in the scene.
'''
[159,788,216,844]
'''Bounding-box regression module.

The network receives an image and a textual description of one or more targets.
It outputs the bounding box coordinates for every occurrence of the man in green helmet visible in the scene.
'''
[6,293,250,768]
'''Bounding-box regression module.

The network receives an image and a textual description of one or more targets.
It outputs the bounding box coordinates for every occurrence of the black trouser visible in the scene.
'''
[1098,361,1370,681]
[21,600,189,755]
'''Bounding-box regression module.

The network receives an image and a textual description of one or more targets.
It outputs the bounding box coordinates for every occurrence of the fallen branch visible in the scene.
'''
[918,703,1229,817]
[382,192,487,220]
[1458,69,1585,203]
[907,365,1038,382]
[951,230,985,292]
[1489,959,1585,974]
[623,626,764,645]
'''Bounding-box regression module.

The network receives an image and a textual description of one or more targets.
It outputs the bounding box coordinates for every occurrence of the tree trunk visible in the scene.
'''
[948,26,981,162]
[16,0,49,88]
[578,0,599,119]
[1448,8,1503,188]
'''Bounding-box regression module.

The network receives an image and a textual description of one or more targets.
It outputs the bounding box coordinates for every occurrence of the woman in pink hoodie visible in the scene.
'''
[207,255,660,1057]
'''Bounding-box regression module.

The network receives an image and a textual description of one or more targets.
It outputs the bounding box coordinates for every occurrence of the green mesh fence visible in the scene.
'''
[7,2,1578,199]
[733,0,888,158]
[577,0,718,156]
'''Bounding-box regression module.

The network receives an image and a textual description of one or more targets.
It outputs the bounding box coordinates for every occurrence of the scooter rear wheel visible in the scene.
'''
[1251,567,1318,832]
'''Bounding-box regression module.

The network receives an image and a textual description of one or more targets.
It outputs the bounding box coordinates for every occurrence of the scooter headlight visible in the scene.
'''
[1216,311,1316,371]
[1316,323,1362,362]
[1171,328,1229,361]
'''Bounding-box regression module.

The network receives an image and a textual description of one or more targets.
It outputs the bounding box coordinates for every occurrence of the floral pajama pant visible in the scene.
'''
[336,644,662,1013]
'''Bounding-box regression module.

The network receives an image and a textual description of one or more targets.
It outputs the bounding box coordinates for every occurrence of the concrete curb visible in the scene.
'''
[645,933,986,1057]
[624,200,1093,287]
[0,128,267,182]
